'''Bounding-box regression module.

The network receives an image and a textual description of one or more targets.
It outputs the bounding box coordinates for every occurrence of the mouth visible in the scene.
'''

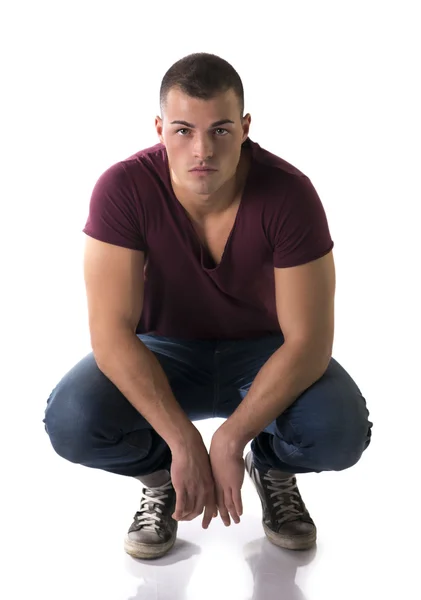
[190,169,217,177]
[189,167,217,172]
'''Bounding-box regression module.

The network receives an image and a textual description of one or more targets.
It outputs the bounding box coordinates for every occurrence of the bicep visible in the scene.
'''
[83,236,145,350]
[274,250,336,353]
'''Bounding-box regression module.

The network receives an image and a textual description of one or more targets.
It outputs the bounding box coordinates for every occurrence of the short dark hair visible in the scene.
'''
[160,53,244,118]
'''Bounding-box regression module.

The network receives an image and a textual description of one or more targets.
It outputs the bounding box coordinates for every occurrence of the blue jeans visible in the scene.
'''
[43,333,373,476]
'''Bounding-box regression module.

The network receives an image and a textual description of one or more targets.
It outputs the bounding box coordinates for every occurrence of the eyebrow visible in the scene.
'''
[170,119,235,128]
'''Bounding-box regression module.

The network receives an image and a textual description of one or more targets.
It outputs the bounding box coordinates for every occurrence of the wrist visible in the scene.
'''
[213,422,249,453]
[169,423,202,453]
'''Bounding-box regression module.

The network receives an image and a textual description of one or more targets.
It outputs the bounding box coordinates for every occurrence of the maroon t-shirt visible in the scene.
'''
[83,137,334,340]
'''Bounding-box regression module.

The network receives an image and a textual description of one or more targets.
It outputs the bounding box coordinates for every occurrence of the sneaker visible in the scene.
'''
[245,450,317,551]
[124,477,178,559]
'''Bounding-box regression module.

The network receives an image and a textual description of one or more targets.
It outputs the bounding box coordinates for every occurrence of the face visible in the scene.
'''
[155,87,251,201]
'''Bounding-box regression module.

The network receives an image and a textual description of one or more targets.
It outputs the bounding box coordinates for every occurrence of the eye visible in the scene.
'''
[175,128,229,136]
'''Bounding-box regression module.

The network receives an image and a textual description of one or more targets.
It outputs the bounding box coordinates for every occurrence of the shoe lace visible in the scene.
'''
[263,474,304,526]
[134,481,173,532]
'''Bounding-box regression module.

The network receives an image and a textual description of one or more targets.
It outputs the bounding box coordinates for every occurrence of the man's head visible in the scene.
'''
[155,53,251,199]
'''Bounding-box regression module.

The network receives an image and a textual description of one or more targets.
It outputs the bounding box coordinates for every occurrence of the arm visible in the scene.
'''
[217,250,336,450]
[84,236,199,451]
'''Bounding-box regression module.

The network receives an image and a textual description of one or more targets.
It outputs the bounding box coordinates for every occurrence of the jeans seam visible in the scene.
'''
[286,416,304,448]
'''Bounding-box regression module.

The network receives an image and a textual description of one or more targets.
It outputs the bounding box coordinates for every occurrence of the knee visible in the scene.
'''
[311,411,373,471]
[43,384,94,465]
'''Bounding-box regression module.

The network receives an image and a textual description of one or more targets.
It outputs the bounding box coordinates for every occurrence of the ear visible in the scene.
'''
[242,114,251,141]
[155,116,164,143]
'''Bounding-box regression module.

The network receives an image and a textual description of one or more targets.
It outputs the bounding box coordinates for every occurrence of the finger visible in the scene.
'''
[225,490,240,524]
[183,481,216,522]
[216,487,231,526]
[218,504,231,526]
[232,488,243,518]
[172,487,188,520]
[182,493,197,518]
[179,486,199,520]
[202,490,218,528]
[181,493,205,522]
[202,502,216,529]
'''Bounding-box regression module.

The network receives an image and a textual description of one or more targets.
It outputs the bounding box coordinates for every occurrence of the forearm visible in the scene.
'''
[220,340,331,449]
[94,331,199,451]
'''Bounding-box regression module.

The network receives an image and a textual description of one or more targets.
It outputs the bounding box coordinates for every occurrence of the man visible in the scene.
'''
[43,52,373,560]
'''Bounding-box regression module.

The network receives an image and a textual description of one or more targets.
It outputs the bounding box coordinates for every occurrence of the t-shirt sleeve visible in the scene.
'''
[270,174,334,268]
[82,162,146,251]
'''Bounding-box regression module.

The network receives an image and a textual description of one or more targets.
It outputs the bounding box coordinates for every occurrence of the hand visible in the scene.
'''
[209,428,245,527]
[170,431,218,529]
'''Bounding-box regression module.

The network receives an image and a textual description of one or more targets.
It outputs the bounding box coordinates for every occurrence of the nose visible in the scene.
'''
[193,135,214,161]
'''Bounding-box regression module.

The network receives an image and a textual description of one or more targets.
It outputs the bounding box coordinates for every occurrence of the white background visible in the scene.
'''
[1,1,420,599]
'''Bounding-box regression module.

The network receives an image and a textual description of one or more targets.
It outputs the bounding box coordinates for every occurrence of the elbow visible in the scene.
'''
[287,337,332,378]
[89,326,135,369]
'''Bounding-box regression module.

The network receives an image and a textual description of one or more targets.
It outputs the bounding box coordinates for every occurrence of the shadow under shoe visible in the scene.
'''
[124,479,178,559]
